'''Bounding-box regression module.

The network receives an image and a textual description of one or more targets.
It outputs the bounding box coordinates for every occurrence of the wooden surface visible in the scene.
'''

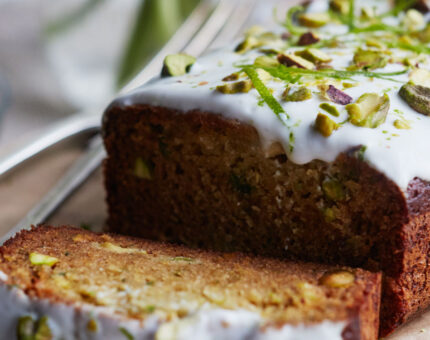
[0,143,428,339]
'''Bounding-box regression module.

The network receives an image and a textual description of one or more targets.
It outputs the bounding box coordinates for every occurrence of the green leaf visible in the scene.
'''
[242,66,288,121]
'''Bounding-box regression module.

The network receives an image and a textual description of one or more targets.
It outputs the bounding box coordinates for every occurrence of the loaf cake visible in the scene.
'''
[0,225,380,339]
[103,0,430,336]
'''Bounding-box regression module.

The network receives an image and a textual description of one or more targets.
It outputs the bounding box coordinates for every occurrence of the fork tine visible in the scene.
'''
[0,0,216,179]
[208,0,259,51]
[1,0,258,242]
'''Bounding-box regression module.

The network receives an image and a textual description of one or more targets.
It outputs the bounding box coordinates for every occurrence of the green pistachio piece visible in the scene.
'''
[29,253,58,267]
[319,103,340,117]
[216,80,253,94]
[409,69,430,87]
[365,39,385,49]
[161,54,196,77]
[353,49,387,70]
[298,13,331,28]
[346,93,390,128]
[342,82,358,89]
[417,24,430,43]
[322,178,345,201]
[254,56,279,68]
[87,319,98,332]
[222,73,240,82]
[235,36,260,53]
[134,158,153,180]
[278,54,315,70]
[329,0,349,14]
[319,270,355,288]
[282,86,312,102]
[34,317,53,340]
[403,55,427,67]
[402,9,425,31]
[360,6,375,19]
[315,113,339,137]
[399,83,430,116]
[235,29,283,54]
[295,48,332,64]
[394,119,411,130]
[17,316,36,340]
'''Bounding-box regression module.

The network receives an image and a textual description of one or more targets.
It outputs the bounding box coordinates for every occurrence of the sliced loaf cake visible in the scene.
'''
[0,226,380,340]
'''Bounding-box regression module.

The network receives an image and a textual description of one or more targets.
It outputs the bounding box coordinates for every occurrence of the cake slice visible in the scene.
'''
[102,0,430,335]
[0,225,380,340]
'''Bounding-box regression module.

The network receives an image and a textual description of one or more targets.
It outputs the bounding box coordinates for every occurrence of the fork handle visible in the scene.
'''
[0,136,105,245]
[0,111,101,179]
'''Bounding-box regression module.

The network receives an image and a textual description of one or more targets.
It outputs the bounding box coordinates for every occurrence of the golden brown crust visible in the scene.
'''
[0,225,380,339]
[102,103,429,336]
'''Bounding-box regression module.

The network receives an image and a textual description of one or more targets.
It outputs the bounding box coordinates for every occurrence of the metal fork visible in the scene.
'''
[0,0,258,244]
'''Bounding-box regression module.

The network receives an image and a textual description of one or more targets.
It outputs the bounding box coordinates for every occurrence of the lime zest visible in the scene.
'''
[242,66,288,122]
[285,6,306,36]
[347,0,355,31]
[247,64,407,83]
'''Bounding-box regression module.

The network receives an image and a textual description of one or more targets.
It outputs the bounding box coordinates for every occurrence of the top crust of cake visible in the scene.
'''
[108,0,430,191]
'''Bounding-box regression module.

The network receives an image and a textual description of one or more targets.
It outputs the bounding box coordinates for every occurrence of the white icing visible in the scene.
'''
[110,1,430,192]
[0,282,346,340]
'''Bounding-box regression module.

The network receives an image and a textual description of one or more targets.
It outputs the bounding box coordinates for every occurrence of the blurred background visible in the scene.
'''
[0,0,200,145]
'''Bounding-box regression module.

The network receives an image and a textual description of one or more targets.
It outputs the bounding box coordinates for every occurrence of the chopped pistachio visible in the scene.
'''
[417,24,430,43]
[99,242,147,254]
[87,319,98,332]
[409,68,430,87]
[235,29,283,54]
[322,178,345,201]
[342,82,358,89]
[353,49,387,70]
[34,316,53,340]
[319,270,355,288]
[394,119,411,129]
[216,80,253,94]
[222,73,239,82]
[403,54,427,67]
[320,103,340,117]
[133,157,153,180]
[282,86,312,102]
[298,12,331,28]
[278,54,315,70]
[402,9,425,31]
[254,56,279,68]
[329,0,349,14]
[315,113,339,137]
[161,54,196,77]
[365,39,385,49]
[399,83,430,116]
[360,6,375,19]
[326,85,352,105]
[235,36,260,53]
[295,48,332,64]
[297,31,320,46]
[17,316,35,340]
[29,253,58,267]
[346,93,390,128]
